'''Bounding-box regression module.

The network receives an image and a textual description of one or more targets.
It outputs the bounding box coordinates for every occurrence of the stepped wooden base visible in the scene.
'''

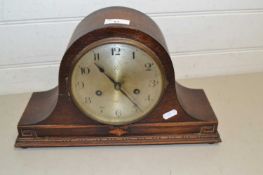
[16,132,221,148]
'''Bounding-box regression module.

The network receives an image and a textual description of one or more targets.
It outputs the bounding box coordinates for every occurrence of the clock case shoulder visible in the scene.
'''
[15,6,221,147]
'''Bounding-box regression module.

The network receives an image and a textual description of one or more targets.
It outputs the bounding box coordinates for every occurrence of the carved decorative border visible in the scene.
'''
[200,125,216,133]
[15,132,221,147]
[20,129,37,137]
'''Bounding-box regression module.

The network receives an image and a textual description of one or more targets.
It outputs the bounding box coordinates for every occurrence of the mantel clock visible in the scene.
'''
[15,7,221,147]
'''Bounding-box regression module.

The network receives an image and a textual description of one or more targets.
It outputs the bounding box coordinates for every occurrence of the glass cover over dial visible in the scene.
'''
[70,40,165,125]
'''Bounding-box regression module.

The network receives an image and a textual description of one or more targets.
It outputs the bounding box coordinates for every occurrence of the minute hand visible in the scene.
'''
[119,87,143,112]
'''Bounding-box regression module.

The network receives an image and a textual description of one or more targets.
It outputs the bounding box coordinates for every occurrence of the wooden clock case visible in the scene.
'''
[15,7,221,147]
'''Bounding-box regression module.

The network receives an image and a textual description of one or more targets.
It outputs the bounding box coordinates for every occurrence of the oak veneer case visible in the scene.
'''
[15,6,221,148]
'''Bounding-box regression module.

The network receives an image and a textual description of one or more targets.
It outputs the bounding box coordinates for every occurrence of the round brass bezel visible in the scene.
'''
[69,37,167,125]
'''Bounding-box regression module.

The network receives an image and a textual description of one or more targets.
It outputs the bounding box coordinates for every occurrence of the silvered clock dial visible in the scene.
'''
[70,39,165,125]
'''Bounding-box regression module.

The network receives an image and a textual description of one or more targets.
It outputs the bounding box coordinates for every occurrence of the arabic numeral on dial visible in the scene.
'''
[146,95,151,102]
[134,105,140,112]
[99,106,104,113]
[115,110,122,117]
[132,51,135,59]
[111,47,121,55]
[76,81,85,88]
[94,53,100,61]
[79,66,90,75]
[84,97,92,104]
[145,63,154,71]
[149,80,159,87]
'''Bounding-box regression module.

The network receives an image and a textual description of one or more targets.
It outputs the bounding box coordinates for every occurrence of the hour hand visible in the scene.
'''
[94,63,116,85]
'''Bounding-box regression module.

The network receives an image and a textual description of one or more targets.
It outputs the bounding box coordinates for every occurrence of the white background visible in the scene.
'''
[1,0,263,94]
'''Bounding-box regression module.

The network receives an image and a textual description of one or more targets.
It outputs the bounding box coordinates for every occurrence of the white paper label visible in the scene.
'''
[163,109,178,120]
[104,19,130,25]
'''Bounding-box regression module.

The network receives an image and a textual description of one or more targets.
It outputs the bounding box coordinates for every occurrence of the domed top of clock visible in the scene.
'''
[59,7,175,91]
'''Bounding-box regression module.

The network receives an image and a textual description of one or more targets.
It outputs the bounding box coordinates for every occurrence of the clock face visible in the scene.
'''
[70,39,165,125]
